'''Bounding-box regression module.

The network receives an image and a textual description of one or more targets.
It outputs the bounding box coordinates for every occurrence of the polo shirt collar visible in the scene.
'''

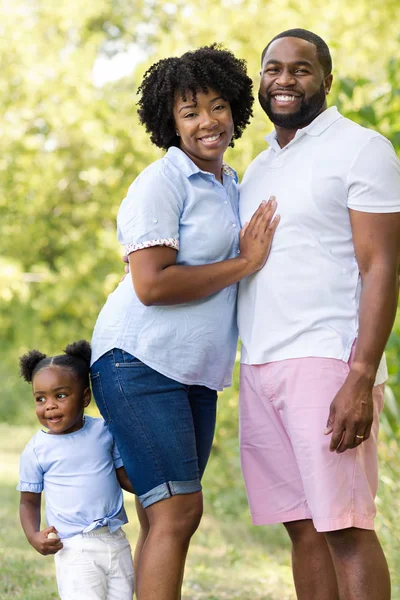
[301,106,342,136]
[265,106,342,150]
[166,146,238,182]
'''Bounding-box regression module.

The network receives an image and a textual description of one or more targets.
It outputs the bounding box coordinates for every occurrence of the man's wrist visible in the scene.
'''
[348,361,377,385]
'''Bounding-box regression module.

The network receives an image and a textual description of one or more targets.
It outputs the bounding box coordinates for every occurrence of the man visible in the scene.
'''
[238,29,400,600]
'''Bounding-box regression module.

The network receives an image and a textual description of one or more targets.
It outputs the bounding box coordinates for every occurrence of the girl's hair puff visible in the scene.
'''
[19,340,91,387]
[64,340,91,367]
[19,350,48,383]
[137,43,254,150]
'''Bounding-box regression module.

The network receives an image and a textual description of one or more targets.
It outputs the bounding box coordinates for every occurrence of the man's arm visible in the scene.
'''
[326,211,400,453]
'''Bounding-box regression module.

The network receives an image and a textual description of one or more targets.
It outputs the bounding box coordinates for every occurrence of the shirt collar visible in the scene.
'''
[265,106,342,150]
[166,146,238,182]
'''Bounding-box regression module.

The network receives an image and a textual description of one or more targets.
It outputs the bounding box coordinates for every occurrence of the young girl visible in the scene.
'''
[17,340,135,600]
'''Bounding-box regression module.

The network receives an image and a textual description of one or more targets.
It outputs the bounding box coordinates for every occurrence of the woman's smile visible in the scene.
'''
[197,132,224,146]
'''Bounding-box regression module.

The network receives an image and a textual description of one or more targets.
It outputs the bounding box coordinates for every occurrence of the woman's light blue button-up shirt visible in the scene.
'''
[91,147,240,390]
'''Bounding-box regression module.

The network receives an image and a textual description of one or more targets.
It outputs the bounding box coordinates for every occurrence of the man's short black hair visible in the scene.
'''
[261,28,332,76]
[137,43,254,150]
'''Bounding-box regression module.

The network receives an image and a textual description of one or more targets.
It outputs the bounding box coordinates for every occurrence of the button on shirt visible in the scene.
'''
[238,107,400,383]
[17,417,127,539]
[91,147,240,391]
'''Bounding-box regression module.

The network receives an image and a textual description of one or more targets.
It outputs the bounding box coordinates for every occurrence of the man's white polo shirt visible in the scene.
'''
[238,107,400,383]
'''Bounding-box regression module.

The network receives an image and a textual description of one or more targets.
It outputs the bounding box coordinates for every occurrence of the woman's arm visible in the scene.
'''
[20,492,63,555]
[116,466,135,494]
[130,199,279,306]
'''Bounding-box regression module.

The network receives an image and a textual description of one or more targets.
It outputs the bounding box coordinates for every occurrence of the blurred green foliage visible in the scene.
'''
[1,0,400,593]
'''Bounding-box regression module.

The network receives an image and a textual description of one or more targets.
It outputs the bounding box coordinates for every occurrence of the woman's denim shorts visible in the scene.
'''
[90,349,218,509]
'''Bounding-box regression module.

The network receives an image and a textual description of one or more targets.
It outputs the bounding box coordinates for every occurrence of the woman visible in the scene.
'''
[90,44,279,600]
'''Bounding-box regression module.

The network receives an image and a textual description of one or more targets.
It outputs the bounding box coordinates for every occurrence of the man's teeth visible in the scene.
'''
[274,95,296,102]
[202,134,220,141]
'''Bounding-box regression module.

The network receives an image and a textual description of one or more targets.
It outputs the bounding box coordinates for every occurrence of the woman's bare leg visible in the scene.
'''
[135,492,203,600]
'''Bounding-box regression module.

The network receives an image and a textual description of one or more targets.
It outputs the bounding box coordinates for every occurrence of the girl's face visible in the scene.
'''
[32,366,90,435]
[173,87,234,178]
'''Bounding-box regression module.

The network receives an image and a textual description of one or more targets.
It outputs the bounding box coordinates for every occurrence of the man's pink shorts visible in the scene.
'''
[239,355,385,532]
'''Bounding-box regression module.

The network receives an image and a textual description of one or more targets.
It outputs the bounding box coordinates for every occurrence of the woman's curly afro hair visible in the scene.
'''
[137,43,254,150]
[19,340,91,387]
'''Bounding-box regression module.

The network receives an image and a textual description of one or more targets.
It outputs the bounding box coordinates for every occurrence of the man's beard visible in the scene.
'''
[259,83,326,129]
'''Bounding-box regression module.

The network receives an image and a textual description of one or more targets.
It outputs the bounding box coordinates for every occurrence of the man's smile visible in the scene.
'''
[269,92,302,108]
[273,94,298,101]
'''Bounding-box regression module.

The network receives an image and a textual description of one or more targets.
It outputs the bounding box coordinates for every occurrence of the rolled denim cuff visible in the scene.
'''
[139,479,202,509]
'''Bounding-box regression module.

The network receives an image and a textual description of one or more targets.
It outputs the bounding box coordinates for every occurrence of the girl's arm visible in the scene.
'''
[20,492,63,555]
[116,467,135,494]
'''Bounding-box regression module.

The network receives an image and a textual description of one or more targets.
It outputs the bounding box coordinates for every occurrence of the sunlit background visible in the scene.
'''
[1,1,400,598]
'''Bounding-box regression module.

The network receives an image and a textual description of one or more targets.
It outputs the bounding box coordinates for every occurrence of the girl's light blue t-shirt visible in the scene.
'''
[91,147,240,391]
[17,416,127,539]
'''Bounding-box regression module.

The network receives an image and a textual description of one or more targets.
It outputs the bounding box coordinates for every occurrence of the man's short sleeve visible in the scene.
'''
[347,135,400,213]
[117,162,184,255]
[17,440,44,493]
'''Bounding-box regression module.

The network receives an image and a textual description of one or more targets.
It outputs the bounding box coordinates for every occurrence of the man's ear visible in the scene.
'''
[83,387,91,408]
[325,73,333,94]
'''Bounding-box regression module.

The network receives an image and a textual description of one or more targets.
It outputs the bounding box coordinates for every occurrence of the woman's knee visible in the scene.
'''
[147,492,203,540]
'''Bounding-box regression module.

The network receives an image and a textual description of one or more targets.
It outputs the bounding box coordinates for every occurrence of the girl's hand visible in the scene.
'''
[239,197,280,273]
[30,526,63,555]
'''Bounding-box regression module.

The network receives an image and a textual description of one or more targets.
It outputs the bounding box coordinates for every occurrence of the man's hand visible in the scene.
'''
[324,371,374,453]
[29,526,63,555]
